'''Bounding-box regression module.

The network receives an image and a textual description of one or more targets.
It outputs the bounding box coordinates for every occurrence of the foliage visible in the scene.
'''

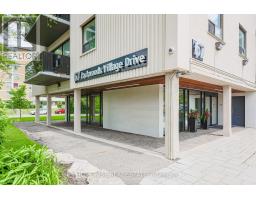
[188,109,199,119]
[25,60,43,80]
[0,14,38,32]
[200,109,210,122]
[0,145,62,185]
[0,44,15,72]
[56,101,64,109]
[8,85,30,118]
[0,100,9,144]
[0,124,63,185]
[1,124,39,150]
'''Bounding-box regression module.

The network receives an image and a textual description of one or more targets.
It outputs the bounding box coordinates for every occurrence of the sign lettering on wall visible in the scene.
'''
[192,39,204,61]
[74,48,148,83]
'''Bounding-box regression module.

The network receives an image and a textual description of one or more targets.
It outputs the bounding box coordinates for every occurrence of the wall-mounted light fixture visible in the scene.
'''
[215,41,224,51]
[168,47,175,55]
[176,70,192,78]
[242,58,249,66]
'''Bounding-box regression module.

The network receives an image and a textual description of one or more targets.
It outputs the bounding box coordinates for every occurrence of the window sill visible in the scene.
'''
[80,48,96,57]
[207,32,225,45]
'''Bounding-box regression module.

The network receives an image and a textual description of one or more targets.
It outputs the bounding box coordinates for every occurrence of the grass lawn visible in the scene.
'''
[0,123,63,185]
[10,115,66,122]
[9,114,98,122]
[1,124,41,150]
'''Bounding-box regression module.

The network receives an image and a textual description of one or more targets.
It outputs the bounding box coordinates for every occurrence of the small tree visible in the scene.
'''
[8,85,30,119]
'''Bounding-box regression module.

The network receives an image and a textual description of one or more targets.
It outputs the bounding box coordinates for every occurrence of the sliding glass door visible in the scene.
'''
[81,92,103,127]
[204,92,218,126]
[189,90,202,128]
[179,89,218,131]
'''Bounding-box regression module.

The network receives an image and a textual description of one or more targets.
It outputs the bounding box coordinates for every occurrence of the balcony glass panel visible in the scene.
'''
[25,51,70,81]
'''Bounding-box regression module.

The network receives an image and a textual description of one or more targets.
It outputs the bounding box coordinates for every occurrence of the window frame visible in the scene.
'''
[239,24,247,57]
[208,14,224,40]
[52,39,70,56]
[82,17,96,54]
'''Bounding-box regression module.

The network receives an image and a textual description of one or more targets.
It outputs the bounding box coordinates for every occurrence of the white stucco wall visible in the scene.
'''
[245,92,256,128]
[103,84,164,138]
[188,15,256,84]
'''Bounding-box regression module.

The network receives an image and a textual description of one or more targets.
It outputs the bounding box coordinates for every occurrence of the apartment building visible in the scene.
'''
[0,51,33,101]
[0,20,33,101]
[25,14,256,159]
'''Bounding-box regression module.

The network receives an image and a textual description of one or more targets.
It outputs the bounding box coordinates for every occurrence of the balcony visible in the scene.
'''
[52,14,70,21]
[25,14,70,47]
[25,51,70,86]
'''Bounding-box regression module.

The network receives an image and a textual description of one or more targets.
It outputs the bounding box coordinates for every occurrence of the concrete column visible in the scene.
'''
[74,89,81,133]
[165,72,179,160]
[35,96,40,123]
[46,95,52,126]
[65,96,68,122]
[223,86,232,136]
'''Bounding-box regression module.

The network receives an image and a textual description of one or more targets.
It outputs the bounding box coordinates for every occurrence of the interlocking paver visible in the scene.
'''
[141,128,256,185]
[14,122,256,185]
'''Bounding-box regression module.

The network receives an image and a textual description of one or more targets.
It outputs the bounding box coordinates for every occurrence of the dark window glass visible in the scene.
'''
[239,26,246,56]
[63,40,70,56]
[53,40,70,56]
[82,18,96,53]
[208,14,223,39]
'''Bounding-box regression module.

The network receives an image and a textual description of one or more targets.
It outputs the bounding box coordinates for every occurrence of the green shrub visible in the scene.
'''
[0,102,9,144]
[0,145,62,185]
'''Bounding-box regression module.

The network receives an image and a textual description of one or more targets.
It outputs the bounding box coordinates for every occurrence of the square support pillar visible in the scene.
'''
[223,86,232,136]
[74,89,81,133]
[165,72,179,160]
[65,96,68,122]
[35,96,40,123]
[46,95,52,126]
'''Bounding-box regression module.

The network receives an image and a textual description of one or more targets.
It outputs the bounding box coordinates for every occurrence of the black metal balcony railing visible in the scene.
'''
[25,51,70,80]
[52,14,70,22]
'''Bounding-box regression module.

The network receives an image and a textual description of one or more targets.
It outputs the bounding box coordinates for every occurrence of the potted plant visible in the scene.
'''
[188,109,199,132]
[200,109,210,129]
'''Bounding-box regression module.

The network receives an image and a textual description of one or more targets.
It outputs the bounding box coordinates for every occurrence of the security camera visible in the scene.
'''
[168,47,175,55]
[176,70,192,78]
[242,58,248,66]
[215,42,223,51]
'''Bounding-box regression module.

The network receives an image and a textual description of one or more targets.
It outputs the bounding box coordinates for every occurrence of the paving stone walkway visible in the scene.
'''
[140,128,256,184]
[47,121,223,153]
[15,122,171,184]
[15,122,256,185]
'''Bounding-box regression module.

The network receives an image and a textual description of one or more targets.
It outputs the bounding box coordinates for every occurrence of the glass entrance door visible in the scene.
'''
[204,93,218,126]
[89,94,101,125]
[81,93,103,126]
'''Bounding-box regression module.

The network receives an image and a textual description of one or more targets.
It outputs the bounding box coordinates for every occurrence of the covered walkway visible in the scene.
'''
[43,121,225,153]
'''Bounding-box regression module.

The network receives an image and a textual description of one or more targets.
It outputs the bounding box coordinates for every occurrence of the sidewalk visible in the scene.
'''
[15,122,256,185]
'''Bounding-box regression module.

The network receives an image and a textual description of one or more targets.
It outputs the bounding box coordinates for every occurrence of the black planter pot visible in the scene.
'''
[201,120,208,129]
[188,118,197,132]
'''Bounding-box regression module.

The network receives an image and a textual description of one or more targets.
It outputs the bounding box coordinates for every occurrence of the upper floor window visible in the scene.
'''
[239,25,246,57]
[82,18,96,53]
[208,14,223,39]
[53,40,70,56]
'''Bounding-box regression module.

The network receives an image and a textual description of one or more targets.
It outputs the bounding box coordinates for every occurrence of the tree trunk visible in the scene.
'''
[19,109,21,119]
